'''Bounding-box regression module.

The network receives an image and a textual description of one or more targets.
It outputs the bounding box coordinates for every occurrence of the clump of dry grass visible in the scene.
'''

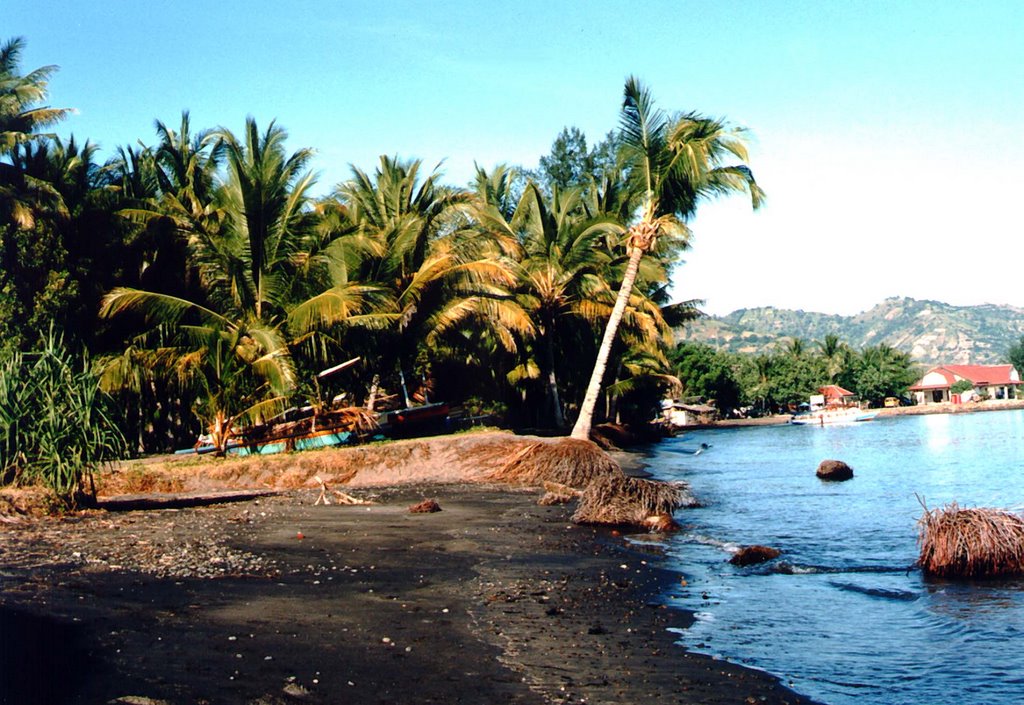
[917,501,1024,578]
[485,437,625,489]
[572,474,690,529]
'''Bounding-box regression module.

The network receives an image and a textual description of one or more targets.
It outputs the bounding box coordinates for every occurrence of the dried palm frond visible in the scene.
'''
[917,500,1024,578]
[572,475,690,529]
[537,480,583,506]
[485,437,624,489]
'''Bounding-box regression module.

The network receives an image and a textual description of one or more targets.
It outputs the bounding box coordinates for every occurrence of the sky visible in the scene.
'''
[8,1,1024,316]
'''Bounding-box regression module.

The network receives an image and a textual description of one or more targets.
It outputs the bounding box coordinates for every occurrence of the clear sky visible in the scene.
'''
[9,1,1023,316]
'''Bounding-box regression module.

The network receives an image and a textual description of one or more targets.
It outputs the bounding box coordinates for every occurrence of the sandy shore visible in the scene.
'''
[0,481,818,704]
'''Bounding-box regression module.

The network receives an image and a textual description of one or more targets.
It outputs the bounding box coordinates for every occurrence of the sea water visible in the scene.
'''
[650,410,1024,705]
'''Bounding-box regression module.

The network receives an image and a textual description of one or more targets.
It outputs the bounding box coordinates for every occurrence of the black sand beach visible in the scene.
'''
[0,482,818,705]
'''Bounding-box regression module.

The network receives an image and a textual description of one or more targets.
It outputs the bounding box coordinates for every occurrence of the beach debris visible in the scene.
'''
[282,681,310,698]
[313,475,373,506]
[642,513,681,532]
[729,545,782,566]
[537,481,583,506]
[108,697,172,705]
[408,498,442,513]
[572,475,688,529]
[816,459,854,481]
[917,500,1024,578]
[485,437,625,489]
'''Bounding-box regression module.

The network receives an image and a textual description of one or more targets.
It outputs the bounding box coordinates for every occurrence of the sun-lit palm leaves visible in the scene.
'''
[338,156,525,398]
[100,288,294,452]
[0,37,72,156]
[208,118,318,320]
[571,77,764,439]
[0,37,74,235]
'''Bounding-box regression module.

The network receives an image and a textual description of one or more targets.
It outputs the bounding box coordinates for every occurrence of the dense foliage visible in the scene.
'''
[0,36,767,486]
[0,332,126,505]
[1008,336,1024,377]
[671,338,920,414]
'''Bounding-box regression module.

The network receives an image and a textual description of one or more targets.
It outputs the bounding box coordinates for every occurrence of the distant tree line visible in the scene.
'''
[669,334,921,415]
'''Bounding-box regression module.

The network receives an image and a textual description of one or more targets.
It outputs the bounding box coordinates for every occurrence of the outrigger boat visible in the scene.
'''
[176,358,452,455]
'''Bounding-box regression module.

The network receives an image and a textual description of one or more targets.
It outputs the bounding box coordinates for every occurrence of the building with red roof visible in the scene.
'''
[909,364,1022,404]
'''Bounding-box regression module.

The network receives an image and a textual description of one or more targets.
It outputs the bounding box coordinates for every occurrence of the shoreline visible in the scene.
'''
[678,398,1024,430]
[0,482,819,704]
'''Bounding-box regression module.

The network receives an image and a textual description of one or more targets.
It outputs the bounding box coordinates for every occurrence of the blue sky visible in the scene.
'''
[9,1,1023,315]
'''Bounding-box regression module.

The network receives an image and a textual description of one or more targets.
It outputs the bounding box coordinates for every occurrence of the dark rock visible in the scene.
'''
[408,499,442,513]
[729,545,782,566]
[816,459,854,481]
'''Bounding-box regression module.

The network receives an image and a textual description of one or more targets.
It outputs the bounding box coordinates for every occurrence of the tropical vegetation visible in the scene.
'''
[670,338,920,415]
[4,35,961,506]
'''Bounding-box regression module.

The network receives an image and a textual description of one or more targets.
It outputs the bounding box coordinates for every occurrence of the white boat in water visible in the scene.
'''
[790,406,878,425]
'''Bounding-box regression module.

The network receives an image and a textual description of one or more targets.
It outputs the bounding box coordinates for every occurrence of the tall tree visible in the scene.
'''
[571,78,764,439]
[1008,336,1024,378]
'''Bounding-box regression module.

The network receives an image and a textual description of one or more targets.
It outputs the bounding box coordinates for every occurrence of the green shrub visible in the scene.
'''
[950,379,975,395]
[0,333,127,506]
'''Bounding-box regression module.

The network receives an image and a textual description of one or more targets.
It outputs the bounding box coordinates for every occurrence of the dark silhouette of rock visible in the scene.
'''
[409,498,442,513]
[817,459,854,481]
[729,545,782,566]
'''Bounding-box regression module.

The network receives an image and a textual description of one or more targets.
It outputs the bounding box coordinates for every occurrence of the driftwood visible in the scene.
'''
[313,475,373,506]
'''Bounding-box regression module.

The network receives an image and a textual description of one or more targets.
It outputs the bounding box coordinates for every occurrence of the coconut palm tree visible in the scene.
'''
[497,182,620,427]
[0,37,71,156]
[338,156,526,404]
[204,117,318,321]
[99,290,294,453]
[571,77,764,439]
[0,37,74,244]
[99,119,340,450]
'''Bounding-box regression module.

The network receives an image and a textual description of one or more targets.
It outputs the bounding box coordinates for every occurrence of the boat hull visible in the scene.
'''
[791,409,878,425]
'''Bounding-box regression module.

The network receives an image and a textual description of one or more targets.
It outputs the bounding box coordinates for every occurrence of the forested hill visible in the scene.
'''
[675,297,1024,365]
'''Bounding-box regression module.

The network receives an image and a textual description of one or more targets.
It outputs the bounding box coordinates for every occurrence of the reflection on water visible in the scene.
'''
[652,411,1024,705]
[923,412,951,451]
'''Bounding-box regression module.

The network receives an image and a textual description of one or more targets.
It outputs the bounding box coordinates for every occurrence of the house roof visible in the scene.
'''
[909,364,1022,391]
[819,384,854,399]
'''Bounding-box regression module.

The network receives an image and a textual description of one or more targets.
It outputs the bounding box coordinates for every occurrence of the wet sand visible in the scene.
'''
[0,483,818,704]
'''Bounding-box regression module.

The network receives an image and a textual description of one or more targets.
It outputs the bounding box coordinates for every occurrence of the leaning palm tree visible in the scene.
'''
[571,77,764,439]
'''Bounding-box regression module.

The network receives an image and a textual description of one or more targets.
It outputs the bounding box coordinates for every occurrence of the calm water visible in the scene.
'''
[649,410,1024,705]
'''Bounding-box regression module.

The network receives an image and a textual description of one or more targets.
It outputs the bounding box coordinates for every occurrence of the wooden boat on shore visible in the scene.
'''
[176,405,379,456]
[384,402,450,438]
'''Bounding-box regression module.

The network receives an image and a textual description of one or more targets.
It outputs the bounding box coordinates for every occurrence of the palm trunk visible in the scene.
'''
[571,244,645,440]
[542,320,566,429]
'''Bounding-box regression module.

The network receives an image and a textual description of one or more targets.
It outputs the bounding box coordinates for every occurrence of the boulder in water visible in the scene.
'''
[817,459,853,481]
[729,545,782,566]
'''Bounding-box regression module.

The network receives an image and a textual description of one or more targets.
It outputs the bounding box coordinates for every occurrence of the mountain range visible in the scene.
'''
[675,297,1024,366]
